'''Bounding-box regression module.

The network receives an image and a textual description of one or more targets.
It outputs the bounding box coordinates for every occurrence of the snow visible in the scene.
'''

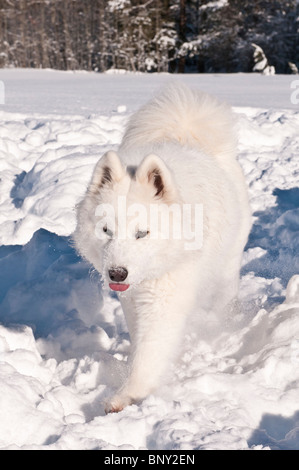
[0,69,299,450]
[199,0,229,11]
[252,43,275,76]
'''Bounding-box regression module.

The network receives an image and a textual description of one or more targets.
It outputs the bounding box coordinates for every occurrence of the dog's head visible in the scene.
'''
[74,151,197,293]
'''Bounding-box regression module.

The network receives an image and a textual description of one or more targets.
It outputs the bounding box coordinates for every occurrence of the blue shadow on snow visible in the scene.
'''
[0,229,102,338]
[248,411,299,450]
[242,187,299,288]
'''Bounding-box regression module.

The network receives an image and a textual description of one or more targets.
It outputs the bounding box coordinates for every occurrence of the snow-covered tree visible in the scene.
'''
[252,43,275,75]
[0,0,297,73]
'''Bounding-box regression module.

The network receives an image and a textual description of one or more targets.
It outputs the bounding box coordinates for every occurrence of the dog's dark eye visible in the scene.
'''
[135,230,149,240]
[103,225,113,238]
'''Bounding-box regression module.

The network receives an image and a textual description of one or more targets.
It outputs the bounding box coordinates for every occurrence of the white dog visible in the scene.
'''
[74,83,251,413]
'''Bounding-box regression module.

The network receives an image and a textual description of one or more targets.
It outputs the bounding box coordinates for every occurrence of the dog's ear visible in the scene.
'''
[136,154,177,201]
[88,151,125,194]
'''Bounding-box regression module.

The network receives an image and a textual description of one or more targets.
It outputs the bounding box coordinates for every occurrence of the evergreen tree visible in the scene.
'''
[0,0,297,73]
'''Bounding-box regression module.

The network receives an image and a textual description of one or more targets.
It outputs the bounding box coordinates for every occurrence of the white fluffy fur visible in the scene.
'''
[74,83,251,413]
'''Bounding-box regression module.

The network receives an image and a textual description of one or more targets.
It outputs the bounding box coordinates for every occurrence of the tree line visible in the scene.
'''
[0,0,298,73]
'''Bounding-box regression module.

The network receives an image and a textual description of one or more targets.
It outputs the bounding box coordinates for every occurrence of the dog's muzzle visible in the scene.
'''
[108,267,130,292]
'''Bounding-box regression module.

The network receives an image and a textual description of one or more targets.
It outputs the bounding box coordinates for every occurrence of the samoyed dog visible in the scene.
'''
[74,83,251,413]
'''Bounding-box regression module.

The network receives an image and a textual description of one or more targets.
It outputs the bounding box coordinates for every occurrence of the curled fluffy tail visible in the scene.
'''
[120,82,237,160]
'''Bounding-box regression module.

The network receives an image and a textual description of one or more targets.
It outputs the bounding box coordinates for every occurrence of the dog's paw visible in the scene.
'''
[104,394,134,414]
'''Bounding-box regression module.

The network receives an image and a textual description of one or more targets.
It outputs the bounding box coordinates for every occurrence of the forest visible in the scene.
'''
[0,0,298,74]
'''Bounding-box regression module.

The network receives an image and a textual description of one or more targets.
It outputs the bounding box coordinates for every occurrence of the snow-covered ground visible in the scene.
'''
[0,69,298,450]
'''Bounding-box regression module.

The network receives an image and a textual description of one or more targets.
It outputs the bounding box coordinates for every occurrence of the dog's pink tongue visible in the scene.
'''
[109,283,130,292]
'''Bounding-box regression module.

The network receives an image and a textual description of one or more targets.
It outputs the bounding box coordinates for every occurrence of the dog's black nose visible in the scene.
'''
[108,267,128,283]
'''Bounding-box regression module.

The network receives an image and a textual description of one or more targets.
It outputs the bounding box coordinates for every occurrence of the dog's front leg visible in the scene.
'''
[105,273,196,413]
